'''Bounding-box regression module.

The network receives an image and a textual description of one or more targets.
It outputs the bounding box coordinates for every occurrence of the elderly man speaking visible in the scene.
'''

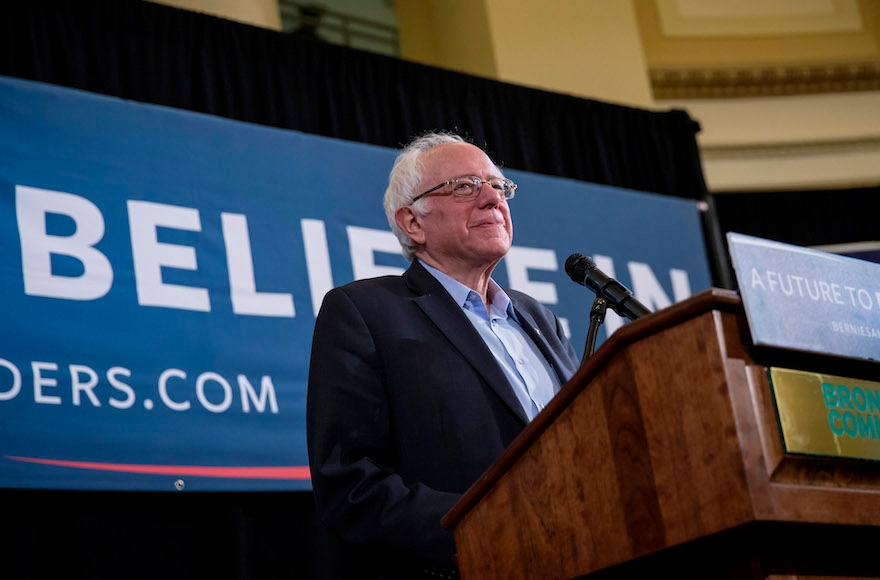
[307,131,579,579]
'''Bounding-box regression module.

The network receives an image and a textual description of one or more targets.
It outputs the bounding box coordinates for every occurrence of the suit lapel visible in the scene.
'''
[512,304,574,388]
[405,262,530,425]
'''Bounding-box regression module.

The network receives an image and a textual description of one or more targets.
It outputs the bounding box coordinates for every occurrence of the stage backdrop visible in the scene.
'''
[0,75,712,492]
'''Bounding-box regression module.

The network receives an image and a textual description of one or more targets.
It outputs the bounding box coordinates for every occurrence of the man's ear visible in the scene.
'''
[395,206,426,245]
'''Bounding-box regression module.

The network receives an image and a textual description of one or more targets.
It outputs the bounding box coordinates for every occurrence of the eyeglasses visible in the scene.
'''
[411,175,517,204]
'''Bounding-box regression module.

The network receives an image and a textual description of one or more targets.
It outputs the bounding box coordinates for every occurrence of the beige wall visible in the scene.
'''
[396,0,497,79]
[483,0,653,107]
[663,91,880,192]
[397,0,653,108]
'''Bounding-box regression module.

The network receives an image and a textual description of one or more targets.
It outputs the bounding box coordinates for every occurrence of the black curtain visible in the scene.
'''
[0,1,718,579]
[713,185,880,248]
[4,491,335,579]
[711,185,880,288]
[0,0,707,201]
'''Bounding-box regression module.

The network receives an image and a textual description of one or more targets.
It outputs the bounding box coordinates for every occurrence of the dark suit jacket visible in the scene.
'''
[306,260,579,575]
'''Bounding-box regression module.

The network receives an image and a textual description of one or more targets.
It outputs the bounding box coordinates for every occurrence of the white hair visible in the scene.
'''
[383,131,469,262]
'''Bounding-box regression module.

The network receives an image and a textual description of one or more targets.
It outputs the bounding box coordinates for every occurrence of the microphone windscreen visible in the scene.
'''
[564,253,595,283]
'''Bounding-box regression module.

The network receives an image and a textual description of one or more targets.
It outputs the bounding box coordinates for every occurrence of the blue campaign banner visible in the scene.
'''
[0,75,713,491]
[728,233,880,362]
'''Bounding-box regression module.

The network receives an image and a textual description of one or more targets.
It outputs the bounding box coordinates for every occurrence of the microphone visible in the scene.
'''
[564,253,652,321]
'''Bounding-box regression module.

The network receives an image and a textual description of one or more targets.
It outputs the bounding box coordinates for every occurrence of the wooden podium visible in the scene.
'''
[442,289,880,579]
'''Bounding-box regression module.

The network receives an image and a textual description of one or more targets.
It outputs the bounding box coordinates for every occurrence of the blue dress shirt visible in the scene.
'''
[420,261,561,421]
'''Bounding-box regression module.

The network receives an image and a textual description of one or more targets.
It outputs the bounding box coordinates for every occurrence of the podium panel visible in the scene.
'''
[442,289,880,579]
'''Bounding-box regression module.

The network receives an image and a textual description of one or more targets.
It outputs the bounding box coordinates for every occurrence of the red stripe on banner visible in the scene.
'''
[6,456,311,480]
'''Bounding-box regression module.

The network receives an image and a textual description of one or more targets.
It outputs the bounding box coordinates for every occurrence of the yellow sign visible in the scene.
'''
[769,367,880,461]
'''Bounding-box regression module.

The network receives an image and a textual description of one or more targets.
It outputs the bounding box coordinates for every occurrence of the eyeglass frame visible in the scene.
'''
[410,175,517,204]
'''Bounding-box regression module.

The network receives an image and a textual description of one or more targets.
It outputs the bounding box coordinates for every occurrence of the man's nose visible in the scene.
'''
[477,182,504,205]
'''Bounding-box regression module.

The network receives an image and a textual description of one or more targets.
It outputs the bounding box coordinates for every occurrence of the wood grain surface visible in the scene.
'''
[444,289,880,579]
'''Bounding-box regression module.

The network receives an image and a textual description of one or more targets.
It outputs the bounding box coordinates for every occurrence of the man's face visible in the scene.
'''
[406,142,513,273]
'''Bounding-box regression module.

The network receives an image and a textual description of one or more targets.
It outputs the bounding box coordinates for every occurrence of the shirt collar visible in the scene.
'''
[419,259,515,318]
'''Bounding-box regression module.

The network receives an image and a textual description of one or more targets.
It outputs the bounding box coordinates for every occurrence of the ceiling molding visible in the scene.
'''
[651,60,880,98]
[699,135,880,159]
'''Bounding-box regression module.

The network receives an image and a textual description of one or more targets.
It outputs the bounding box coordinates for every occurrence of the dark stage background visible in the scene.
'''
[1,0,873,578]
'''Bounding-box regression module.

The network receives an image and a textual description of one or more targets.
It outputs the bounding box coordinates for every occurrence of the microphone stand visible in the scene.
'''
[581,296,608,368]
